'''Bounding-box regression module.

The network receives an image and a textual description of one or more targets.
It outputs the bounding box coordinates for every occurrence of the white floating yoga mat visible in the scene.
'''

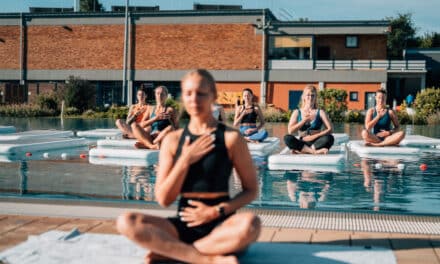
[268,146,345,171]
[333,133,350,145]
[401,135,440,148]
[89,147,159,165]
[0,230,396,264]
[248,137,280,156]
[0,129,73,141]
[0,125,16,134]
[89,156,153,167]
[0,138,88,155]
[97,139,138,148]
[348,140,420,155]
[76,128,122,139]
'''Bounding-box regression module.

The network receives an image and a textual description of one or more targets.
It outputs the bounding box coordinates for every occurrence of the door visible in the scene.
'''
[288,90,303,110]
[365,92,375,110]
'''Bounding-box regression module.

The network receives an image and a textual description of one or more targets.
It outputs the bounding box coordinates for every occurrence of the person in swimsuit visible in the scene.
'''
[115,88,150,139]
[116,69,261,264]
[233,88,268,143]
[361,89,405,147]
[284,85,334,154]
[131,86,178,149]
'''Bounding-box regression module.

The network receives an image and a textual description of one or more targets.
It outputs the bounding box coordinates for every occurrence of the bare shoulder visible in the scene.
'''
[161,128,184,154]
[223,124,242,146]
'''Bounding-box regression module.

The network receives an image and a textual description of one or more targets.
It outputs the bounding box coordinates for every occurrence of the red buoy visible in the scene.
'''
[25,152,32,157]
[420,164,428,171]
[79,154,87,159]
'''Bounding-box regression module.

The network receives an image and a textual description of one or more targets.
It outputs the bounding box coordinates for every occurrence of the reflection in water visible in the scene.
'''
[122,166,156,201]
[284,170,332,209]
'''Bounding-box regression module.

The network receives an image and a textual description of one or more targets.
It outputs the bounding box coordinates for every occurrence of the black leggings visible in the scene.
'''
[167,196,232,244]
[284,134,334,151]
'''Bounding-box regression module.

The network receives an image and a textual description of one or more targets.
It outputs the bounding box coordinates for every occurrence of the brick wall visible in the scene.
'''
[27,25,125,69]
[315,35,387,60]
[0,26,20,69]
[133,24,261,70]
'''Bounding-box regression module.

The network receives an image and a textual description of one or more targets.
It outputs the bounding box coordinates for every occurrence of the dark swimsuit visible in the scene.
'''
[372,108,391,140]
[240,106,258,124]
[284,109,334,151]
[150,106,171,133]
[167,123,234,243]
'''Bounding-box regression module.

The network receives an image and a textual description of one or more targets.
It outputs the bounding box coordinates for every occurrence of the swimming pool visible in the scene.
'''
[0,118,440,216]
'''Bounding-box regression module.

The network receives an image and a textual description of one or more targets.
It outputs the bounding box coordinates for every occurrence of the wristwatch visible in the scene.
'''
[216,205,226,218]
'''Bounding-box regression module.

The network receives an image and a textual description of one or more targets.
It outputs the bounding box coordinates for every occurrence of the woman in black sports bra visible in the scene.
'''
[117,69,261,263]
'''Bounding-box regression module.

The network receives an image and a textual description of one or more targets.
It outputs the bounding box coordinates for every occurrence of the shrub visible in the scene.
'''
[65,107,80,116]
[64,76,96,113]
[426,111,440,125]
[414,87,440,118]
[262,106,290,122]
[345,110,364,123]
[318,89,348,122]
[0,104,56,117]
[35,93,59,112]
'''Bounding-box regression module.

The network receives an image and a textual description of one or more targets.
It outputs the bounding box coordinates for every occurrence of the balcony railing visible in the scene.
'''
[269,59,426,72]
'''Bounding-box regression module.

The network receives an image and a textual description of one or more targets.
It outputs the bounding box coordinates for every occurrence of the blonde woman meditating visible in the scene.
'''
[284,85,334,154]
[117,69,261,264]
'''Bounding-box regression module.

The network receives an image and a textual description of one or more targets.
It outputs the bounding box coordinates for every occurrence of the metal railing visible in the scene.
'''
[269,59,426,71]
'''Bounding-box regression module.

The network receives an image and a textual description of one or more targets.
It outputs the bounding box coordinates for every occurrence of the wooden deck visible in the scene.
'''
[1,214,439,263]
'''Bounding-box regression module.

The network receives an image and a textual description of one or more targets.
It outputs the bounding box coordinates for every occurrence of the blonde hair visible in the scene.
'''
[301,85,318,109]
[155,85,168,95]
[181,69,217,99]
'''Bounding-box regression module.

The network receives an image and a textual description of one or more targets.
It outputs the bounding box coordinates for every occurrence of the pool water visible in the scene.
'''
[0,118,440,215]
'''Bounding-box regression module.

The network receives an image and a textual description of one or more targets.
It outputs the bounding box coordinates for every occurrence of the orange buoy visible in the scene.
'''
[79,153,87,159]
[420,164,427,171]
[25,152,32,157]
[353,163,360,167]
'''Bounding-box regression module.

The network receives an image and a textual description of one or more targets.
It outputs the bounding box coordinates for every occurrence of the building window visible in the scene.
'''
[269,36,312,60]
[346,36,358,48]
[350,91,358,101]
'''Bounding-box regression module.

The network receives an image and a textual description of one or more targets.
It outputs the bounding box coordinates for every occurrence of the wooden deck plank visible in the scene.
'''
[0,217,69,251]
[56,218,104,233]
[351,231,392,249]
[310,230,351,246]
[0,215,40,235]
[257,227,278,242]
[272,228,313,243]
[87,220,118,234]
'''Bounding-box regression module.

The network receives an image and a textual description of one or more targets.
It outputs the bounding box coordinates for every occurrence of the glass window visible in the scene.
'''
[350,91,358,101]
[346,36,358,48]
[269,36,312,60]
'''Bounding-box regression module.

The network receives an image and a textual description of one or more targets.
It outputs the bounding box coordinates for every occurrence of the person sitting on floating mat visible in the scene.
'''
[131,86,178,149]
[283,85,334,154]
[233,88,268,143]
[361,89,405,147]
[115,88,150,139]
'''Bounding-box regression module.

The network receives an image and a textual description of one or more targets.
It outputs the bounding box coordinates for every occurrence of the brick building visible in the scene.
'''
[0,9,427,110]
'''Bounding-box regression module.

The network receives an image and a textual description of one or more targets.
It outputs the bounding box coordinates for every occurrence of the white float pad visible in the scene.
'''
[401,135,440,148]
[0,138,88,154]
[97,139,137,148]
[89,156,153,167]
[0,130,73,141]
[89,147,159,164]
[348,140,420,155]
[268,147,344,171]
[0,126,16,134]
[333,133,349,145]
[76,128,122,139]
[248,137,280,156]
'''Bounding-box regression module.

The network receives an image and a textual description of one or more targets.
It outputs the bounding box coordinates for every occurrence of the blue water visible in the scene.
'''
[0,117,440,215]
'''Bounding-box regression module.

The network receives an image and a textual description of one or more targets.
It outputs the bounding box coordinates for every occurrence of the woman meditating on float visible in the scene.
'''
[233,88,268,143]
[117,69,261,264]
[131,85,178,149]
[115,88,149,139]
[361,89,405,147]
[284,85,334,154]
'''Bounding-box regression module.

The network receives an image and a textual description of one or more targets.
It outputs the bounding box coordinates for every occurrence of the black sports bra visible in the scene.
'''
[175,123,232,193]
[240,106,258,124]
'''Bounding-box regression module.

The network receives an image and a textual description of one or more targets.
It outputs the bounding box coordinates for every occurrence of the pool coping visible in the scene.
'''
[1,197,440,235]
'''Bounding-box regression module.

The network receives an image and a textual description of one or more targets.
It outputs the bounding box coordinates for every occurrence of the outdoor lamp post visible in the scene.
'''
[257,9,271,107]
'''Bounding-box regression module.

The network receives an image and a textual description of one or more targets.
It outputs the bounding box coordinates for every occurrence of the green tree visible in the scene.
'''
[386,13,418,59]
[80,0,104,12]
[64,76,96,113]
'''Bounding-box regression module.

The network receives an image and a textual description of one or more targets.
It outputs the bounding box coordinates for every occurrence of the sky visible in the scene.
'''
[2,0,439,35]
